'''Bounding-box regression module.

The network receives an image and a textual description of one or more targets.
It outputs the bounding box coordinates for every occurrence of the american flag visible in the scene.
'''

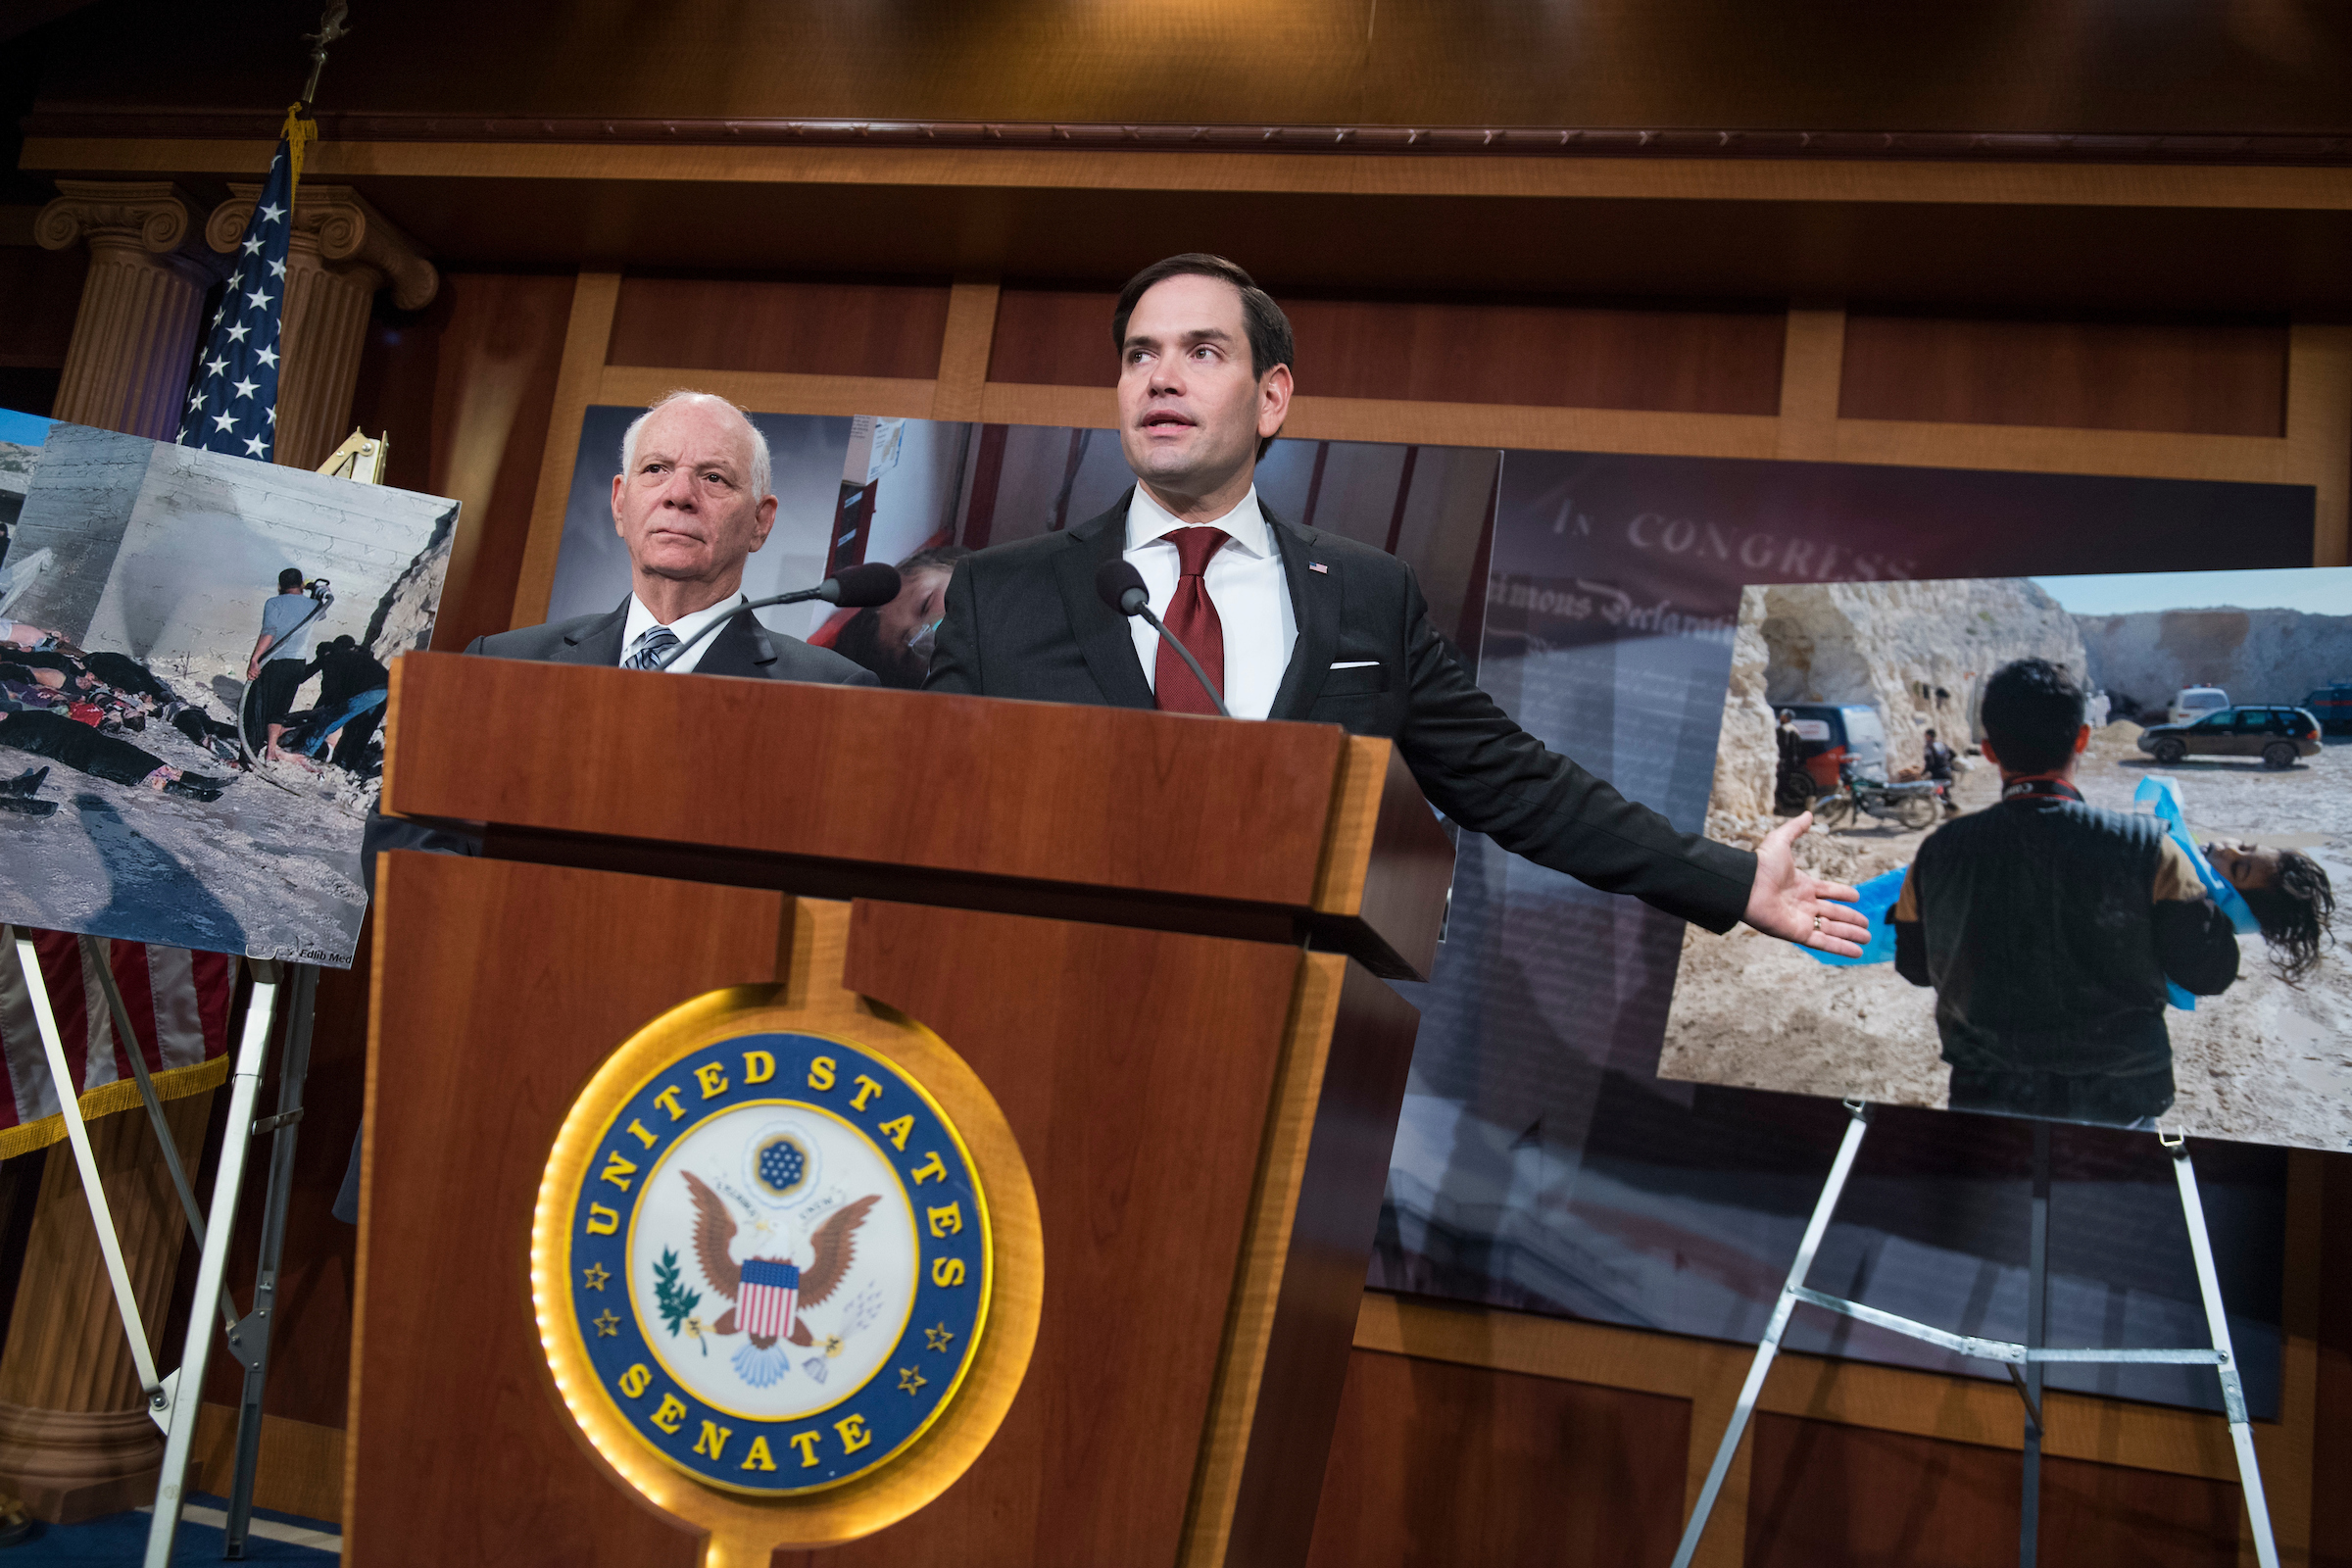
[739,1257,801,1342]
[175,128,299,461]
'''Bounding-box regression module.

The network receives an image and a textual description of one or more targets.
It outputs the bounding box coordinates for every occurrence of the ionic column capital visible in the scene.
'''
[209,183,438,311]
[35,179,222,281]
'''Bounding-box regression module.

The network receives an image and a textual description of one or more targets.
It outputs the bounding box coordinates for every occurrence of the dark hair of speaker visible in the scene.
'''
[1111,254,1295,462]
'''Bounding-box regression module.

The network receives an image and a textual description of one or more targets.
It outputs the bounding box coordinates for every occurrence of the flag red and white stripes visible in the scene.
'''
[0,929,234,1159]
[738,1257,801,1342]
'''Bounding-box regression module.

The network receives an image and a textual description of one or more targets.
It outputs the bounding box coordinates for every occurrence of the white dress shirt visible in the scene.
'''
[620,592,747,674]
[1125,486,1297,721]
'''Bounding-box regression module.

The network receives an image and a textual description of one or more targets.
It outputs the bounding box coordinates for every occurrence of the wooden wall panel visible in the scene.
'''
[1285,298,1785,414]
[0,236,88,419]
[1305,1348,1690,1568]
[1743,1414,2243,1568]
[347,270,575,653]
[0,240,85,369]
[1838,314,2290,437]
[425,273,580,651]
[987,286,1786,416]
[989,287,1120,389]
[607,274,952,380]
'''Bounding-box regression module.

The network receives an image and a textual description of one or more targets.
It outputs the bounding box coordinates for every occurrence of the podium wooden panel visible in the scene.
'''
[382,652,1454,979]
[355,658,1450,1567]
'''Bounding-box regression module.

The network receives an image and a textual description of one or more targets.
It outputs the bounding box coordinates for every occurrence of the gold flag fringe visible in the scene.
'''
[0,1054,233,1162]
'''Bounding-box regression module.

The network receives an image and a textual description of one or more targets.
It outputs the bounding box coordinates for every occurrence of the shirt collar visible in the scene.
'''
[1126,484,1273,558]
[2000,775,2084,804]
[623,591,745,653]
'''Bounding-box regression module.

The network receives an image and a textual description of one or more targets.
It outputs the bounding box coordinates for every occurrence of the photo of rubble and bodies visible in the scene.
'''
[1663,568,2351,1150]
[0,419,455,966]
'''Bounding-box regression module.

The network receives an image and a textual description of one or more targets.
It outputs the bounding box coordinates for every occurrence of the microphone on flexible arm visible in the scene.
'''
[650,562,902,671]
[1094,559,1230,718]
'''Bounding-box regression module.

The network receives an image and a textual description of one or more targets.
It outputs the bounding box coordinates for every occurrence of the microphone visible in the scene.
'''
[1094,560,1229,718]
[650,563,903,671]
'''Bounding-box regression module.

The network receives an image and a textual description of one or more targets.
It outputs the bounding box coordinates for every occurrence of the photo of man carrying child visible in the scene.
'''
[1900,658,2342,1133]
[1895,658,2248,1126]
[1666,568,2345,1152]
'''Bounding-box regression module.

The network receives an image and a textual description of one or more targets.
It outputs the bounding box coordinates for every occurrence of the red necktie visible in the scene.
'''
[1154,526,1229,714]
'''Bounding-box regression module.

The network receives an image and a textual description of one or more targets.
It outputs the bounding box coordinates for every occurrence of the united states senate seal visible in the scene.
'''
[532,923,1040,1560]
[551,1027,991,1495]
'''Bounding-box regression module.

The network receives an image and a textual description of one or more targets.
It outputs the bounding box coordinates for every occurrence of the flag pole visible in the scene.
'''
[143,12,353,1561]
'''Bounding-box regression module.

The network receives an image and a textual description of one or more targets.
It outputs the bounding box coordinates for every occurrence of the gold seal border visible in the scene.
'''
[531,967,1042,1560]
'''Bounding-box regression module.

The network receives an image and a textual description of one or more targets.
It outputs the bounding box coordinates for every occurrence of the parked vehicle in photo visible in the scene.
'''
[2137,705,2323,769]
[1813,758,1942,831]
[2303,683,2352,735]
[2167,685,2230,725]
[1782,702,1888,794]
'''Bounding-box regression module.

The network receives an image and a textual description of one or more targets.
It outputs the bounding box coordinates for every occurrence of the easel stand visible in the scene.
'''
[1667,1100,2278,1568]
[5,929,318,1565]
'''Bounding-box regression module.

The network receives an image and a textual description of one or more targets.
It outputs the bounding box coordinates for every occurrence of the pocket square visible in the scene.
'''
[1330,660,1379,669]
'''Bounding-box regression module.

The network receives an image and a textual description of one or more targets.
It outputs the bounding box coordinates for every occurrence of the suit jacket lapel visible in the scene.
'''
[560,602,631,666]
[1054,496,1154,710]
[1267,512,1341,721]
[697,608,779,678]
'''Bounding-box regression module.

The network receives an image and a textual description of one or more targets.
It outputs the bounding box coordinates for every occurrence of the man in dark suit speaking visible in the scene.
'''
[926,256,1864,953]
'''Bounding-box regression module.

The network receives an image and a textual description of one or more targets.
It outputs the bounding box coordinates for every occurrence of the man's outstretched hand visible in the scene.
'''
[1742,811,1869,956]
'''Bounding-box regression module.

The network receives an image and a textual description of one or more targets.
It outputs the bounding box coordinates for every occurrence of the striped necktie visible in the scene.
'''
[623,625,680,671]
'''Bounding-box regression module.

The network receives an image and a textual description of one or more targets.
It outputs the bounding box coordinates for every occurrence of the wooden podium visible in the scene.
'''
[351,652,1454,1568]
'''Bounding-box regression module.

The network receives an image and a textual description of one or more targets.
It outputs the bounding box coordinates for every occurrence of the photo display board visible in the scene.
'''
[1663,567,2351,1151]
[1379,449,2317,1414]
[0,415,457,967]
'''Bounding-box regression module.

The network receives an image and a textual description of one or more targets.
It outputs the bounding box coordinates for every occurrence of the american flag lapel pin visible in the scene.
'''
[1308,561,1329,574]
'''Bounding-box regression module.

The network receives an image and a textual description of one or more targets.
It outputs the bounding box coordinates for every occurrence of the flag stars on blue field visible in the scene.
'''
[178,139,299,463]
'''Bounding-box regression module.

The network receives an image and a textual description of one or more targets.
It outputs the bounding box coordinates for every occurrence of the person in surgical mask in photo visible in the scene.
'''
[831,543,969,689]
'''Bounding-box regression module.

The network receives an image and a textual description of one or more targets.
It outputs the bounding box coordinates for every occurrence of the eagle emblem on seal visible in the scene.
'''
[683,1172,879,1388]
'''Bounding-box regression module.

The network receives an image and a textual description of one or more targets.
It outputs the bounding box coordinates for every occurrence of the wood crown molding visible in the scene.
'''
[21,111,2352,168]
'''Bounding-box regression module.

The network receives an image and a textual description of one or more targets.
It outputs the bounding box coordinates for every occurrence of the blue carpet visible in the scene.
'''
[0,1494,336,1563]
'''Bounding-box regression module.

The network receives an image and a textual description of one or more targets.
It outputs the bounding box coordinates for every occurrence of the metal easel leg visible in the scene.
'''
[143,960,283,1568]
[1668,1101,1874,1568]
[2167,1135,2280,1568]
[220,961,316,1558]
[2018,1120,2050,1568]
[79,936,240,1340]
[8,930,173,1417]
